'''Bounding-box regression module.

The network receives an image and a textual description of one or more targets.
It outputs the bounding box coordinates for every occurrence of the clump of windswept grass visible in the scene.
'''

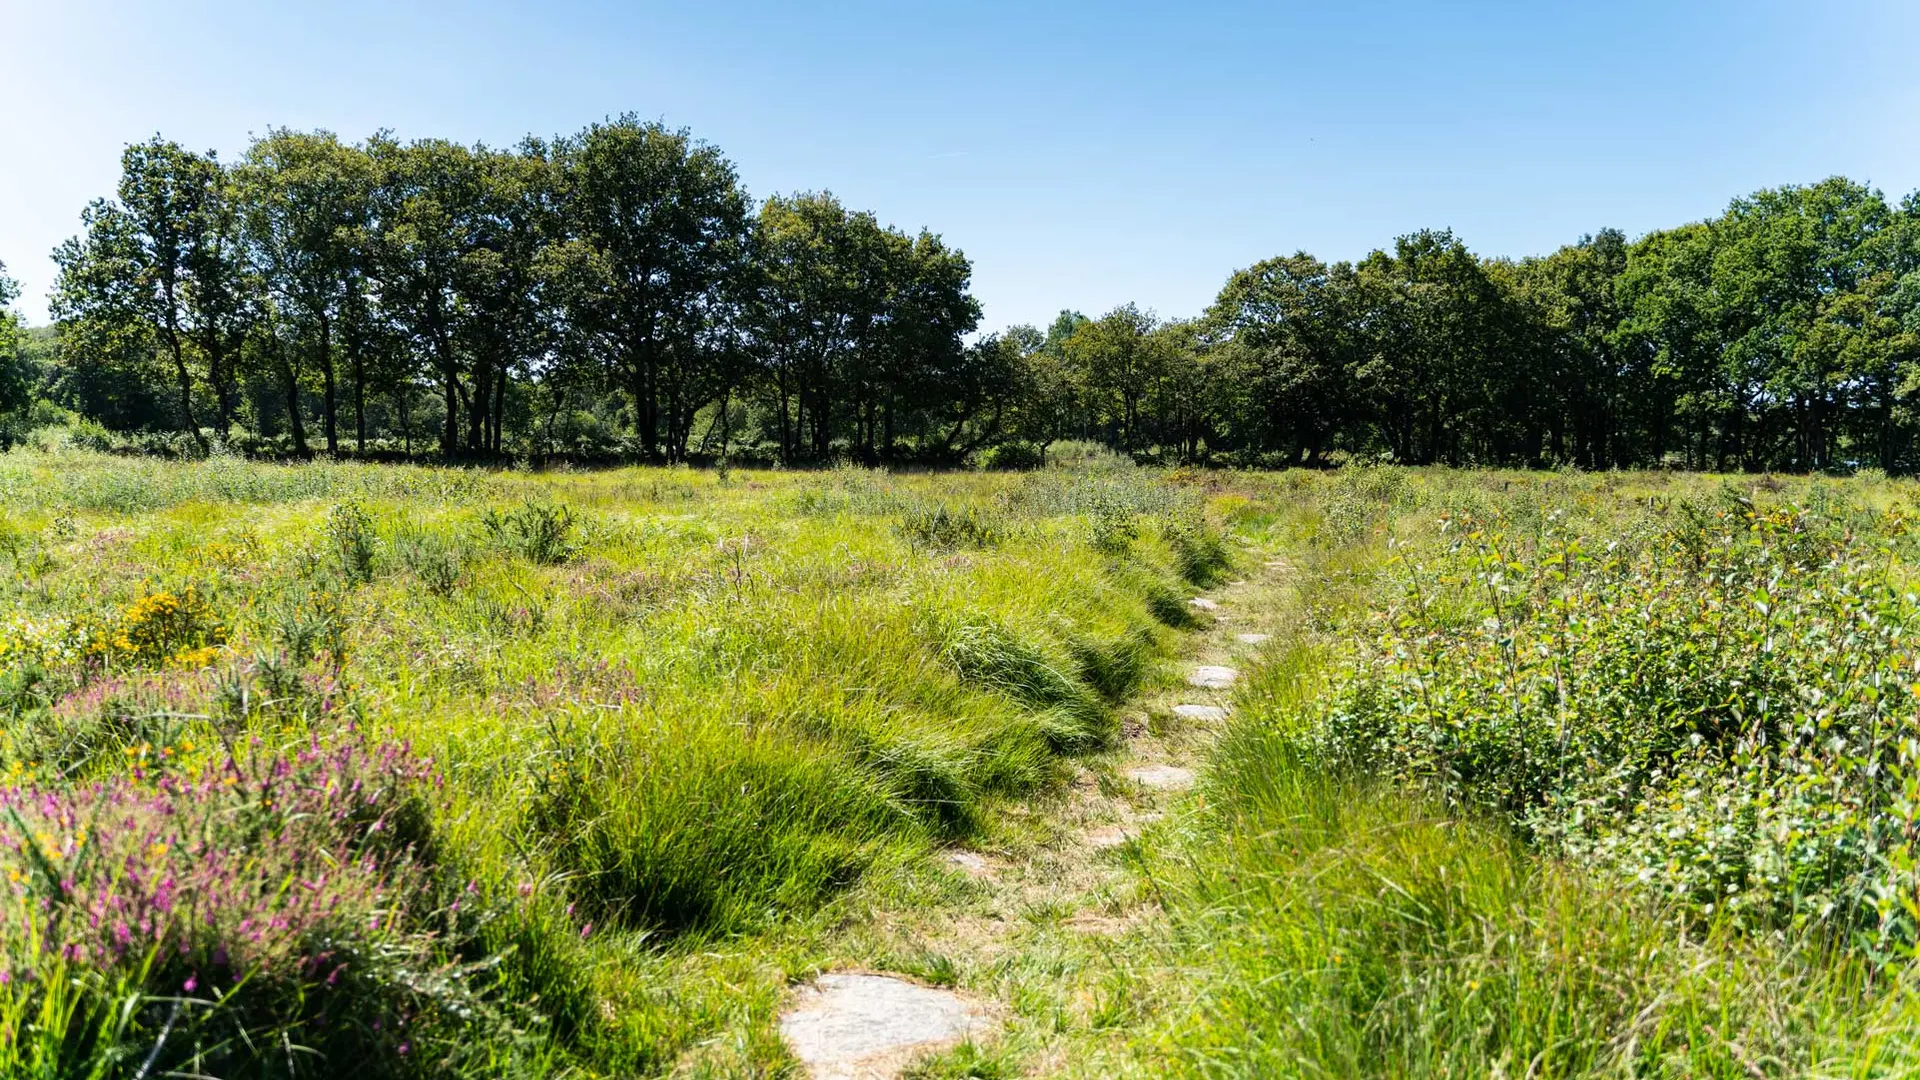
[1156,513,1231,586]
[898,502,1007,552]
[1062,625,1154,702]
[528,711,918,936]
[934,612,1111,752]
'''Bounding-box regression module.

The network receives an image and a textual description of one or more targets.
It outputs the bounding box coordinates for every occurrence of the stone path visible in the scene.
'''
[1187,665,1238,690]
[780,973,997,1080]
[1126,764,1195,789]
[775,551,1289,1077]
[944,851,992,877]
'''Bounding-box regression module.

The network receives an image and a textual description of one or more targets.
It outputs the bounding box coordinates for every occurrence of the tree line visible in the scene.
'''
[1009,178,1920,471]
[20,119,987,464]
[4,118,1920,471]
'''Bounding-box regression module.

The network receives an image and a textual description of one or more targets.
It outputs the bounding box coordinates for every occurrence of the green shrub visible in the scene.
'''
[325,499,380,585]
[1321,463,1413,542]
[395,528,469,595]
[482,500,580,565]
[979,441,1046,471]
[1289,498,1920,949]
[1087,495,1139,555]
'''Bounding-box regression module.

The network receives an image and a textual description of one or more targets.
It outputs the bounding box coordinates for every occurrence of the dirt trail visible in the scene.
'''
[776,552,1293,1078]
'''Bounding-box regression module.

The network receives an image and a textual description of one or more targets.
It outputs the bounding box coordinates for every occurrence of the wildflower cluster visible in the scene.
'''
[0,735,436,986]
[88,588,224,668]
[0,612,86,668]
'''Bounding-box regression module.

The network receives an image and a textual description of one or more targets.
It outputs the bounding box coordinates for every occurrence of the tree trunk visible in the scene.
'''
[436,334,458,458]
[262,307,307,456]
[398,386,412,456]
[776,377,794,466]
[492,366,508,453]
[319,311,338,455]
[353,343,367,454]
[159,322,207,454]
[207,336,233,439]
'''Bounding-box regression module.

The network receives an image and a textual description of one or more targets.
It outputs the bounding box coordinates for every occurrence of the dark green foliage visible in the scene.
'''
[325,499,379,584]
[977,440,1044,470]
[481,500,578,565]
[35,119,1918,473]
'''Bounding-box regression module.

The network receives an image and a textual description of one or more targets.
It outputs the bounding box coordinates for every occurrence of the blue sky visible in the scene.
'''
[3,0,1918,329]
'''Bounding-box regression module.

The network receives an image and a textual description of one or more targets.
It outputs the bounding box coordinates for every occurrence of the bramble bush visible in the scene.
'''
[1295,493,1920,952]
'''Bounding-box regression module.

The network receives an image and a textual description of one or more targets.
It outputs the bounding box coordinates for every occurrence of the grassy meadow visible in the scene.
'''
[0,447,1226,1076]
[8,450,1920,1077]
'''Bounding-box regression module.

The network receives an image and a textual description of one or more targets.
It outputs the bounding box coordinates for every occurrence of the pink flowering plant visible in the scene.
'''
[0,730,509,1075]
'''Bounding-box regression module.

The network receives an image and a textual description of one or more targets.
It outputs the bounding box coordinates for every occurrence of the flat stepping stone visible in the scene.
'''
[780,973,996,1080]
[944,851,992,876]
[1235,633,1271,646]
[1188,597,1221,612]
[1087,825,1134,849]
[1187,665,1238,689]
[1173,703,1228,721]
[1127,764,1195,790]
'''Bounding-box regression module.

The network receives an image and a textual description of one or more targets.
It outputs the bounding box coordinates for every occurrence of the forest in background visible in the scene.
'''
[2,118,1919,471]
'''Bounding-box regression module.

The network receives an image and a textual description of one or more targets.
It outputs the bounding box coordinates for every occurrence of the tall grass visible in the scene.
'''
[1153,716,1920,1078]
[0,448,1219,1074]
